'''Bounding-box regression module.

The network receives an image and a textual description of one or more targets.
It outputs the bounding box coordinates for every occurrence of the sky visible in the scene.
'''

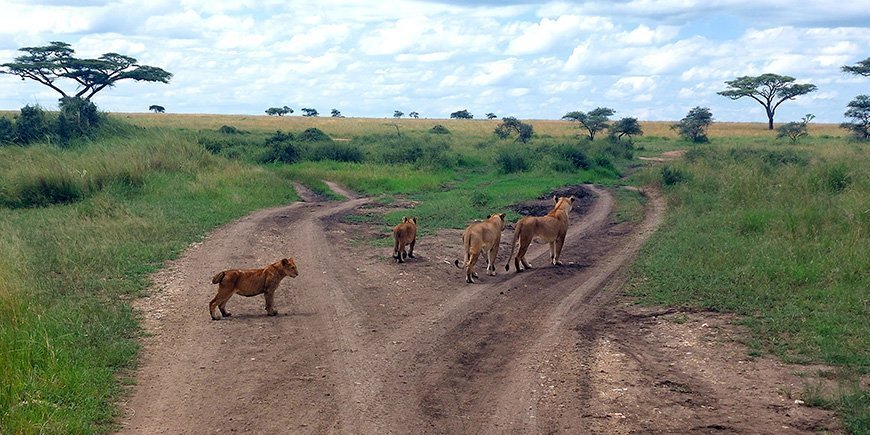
[1,0,868,123]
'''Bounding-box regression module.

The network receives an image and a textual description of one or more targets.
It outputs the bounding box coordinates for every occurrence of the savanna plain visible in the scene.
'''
[0,113,866,433]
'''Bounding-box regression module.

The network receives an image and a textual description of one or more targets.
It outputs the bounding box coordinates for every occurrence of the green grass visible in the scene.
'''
[628,141,869,432]
[1,113,865,433]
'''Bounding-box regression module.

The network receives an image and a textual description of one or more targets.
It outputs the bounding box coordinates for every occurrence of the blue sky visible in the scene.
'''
[1,0,868,123]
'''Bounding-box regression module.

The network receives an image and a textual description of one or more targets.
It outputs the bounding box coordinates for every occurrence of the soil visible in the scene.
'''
[118,180,841,434]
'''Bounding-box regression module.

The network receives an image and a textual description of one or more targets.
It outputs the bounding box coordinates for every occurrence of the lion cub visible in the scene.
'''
[454,213,506,283]
[392,216,417,263]
[209,258,299,320]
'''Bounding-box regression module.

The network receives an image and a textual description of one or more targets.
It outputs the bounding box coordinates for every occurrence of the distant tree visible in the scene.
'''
[494,117,534,143]
[609,117,643,141]
[409,111,420,119]
[840,95,870,141]
[0,41,171,101]
[148,105,165,113]
[486,112,497,120]
[562,107,615,140]
[718,73,817,130]
[393,110,404,118]
[777,114,814,143]
[842,57,870,77]
[266,106,293,116]
[331,109,342,117]
[450,109,473,119]
[671,106,713,143]
[301,108,319,117]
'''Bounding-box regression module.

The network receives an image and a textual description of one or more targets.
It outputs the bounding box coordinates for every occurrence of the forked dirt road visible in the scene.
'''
[120,183,841,434]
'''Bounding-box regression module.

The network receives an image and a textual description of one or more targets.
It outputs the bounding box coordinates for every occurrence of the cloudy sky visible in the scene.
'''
[1,0,868,122]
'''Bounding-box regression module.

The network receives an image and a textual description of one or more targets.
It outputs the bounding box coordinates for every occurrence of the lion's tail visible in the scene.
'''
[211,271,226,284]
[504,220,522,271]
[453,259,464,269]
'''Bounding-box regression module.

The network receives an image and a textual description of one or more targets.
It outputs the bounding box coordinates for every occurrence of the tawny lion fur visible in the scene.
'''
[209,258,299,320]
[453,213,506,283]
[504,196,574,273]
[392,216,417,263]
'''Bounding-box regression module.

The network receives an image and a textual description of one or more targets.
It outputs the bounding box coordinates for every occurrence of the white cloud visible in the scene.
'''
[507,15,613,55]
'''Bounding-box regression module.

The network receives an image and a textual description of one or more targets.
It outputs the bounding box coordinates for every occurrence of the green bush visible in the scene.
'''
[496,148,530,173]
[57,97,102,143]
[661,165,689,186]
[299,127,330,142]
[260,141,300,164]
[0,118,15,145]
[306,142,364,163]
[15,105,51,145]
[430,124,450,134]
[218,125,240,134]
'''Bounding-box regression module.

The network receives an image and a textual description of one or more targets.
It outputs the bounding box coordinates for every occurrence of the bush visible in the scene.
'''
[266,131,295,144]
[0,118,15,145]
[307,142,364,163]
[15,104,51,145]
[661,165,689,186]
[601,139,634,160]
[430,125,450,134]
[299,127,330,142]
[672,106,713,143]
[260,141,300,164]
[218,125,240,134]
[7,173,84,208]
[57,97,102,143]
[553,144,591,170]
[496,148,530,173]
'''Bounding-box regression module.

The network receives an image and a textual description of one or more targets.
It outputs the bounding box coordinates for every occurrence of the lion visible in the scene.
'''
[453,213,506,283]
[392,216,417,263]
[504,196,574,273]
[209,258,299,320]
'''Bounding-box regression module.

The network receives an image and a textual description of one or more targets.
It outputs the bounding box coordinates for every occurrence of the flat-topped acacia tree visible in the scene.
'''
[718,73,816,130]
[1,41,172,101]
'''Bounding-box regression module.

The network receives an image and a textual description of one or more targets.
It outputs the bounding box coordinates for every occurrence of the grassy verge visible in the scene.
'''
[0,132,298,433]
[628,141,869,432]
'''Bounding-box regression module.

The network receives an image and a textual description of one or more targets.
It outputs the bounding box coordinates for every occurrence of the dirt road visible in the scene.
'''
[119,184,840,434]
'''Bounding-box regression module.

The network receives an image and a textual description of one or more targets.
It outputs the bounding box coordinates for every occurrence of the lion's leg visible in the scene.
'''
[209,287,234,320]
[466,251,481,283]
[264,290,278,316]
[554,237,565,265]
[218,299,232,317]
[516,237,532,271]
[408,239,416,258]
[486,245,498,276]
[397,242,406,263]
[549,241,557,265]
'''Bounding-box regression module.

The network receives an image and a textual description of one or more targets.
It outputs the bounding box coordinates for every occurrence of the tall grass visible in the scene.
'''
[630,141,869,431]
[0,130,300,433]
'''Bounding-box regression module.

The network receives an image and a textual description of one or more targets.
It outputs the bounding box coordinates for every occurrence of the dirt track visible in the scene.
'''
[119,183,841,434]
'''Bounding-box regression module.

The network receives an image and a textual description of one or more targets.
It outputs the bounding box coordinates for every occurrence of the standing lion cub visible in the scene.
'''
[392,216,417,263]
[209,258,299,320]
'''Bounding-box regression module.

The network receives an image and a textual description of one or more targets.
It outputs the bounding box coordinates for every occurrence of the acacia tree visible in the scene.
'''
[393,110,403,118]
[409,111,420,119]
[486,112,497,119]
[718,73,816,130]
[562,107,615,140]
[148,105,165,113]
[494,117,533,143]
[841,95,870,140]
[450,109,473,119]
[266,106,292,116]
[609,117,643,141]
[672,106,713,143]
[0,41,172,101]
[842,57,870,77]
[301,108,318,117]
[331,109,342,117]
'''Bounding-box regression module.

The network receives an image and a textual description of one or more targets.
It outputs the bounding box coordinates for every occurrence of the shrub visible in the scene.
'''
[554,144,591,170]
[299,127,330,142]
[260,141,300,164]
[601,139,634,160]
[430,125,450,134]
[672,106,713,143]
[0,118,15,145]
[470,191,490,207]
[496,148,530,173]
[57,97,102,143]
[813,164,852,193]
[218,125,240,134]
[10,173,84,207]
[661,165,689,186]
[15,104,51,145]
[494,117,533,143]
[307,142,364,163]
[266,131,295,144]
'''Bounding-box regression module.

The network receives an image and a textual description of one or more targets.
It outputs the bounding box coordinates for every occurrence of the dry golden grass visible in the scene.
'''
[115,113,846,139]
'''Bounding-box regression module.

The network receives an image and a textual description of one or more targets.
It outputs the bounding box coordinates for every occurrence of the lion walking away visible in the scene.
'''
[392,216,417,263]
[454,213,506,283]
[209,258,299,320]
[505,196,574,273]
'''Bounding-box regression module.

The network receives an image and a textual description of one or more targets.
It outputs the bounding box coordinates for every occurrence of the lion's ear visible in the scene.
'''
[486,214,491,219]
[282,258,290,266]
[553,195,558,204]
[499,213,506,220]
[412,217,417,224]
[569,195,575,202]
[402,216,410,223]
